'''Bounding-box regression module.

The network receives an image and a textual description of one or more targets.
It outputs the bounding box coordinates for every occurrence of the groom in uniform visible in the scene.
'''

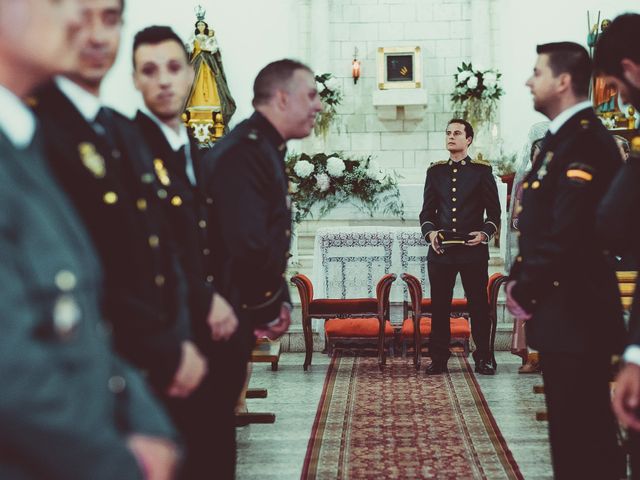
[419,119,501,375]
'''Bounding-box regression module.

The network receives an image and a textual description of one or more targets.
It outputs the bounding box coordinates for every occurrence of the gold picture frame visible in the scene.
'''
[377,46,422,90]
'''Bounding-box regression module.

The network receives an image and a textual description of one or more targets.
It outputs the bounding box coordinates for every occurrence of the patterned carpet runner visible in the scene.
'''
[301,355,523,479]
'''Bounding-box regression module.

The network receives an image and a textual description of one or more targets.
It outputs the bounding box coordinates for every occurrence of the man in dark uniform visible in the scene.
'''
[593,14,640,477]
[507,42,626,480]
[419,119,501,375]
[33,1,211,475]
[0,0,178,478]
[131,25,241,479]
[199,55,322,444]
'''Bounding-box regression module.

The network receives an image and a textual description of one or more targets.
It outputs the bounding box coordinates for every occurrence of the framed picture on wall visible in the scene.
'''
[377,46,422,90]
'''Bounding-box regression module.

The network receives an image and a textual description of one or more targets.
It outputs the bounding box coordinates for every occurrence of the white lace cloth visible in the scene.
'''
[311,226,467,304]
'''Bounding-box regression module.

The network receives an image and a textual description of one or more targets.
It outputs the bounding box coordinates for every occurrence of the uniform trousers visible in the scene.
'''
[427,261,490,363]
[540,352,623,480]
[166,320,254,480]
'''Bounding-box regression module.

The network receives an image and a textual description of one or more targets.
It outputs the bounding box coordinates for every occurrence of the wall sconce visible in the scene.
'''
[352,47,361,85]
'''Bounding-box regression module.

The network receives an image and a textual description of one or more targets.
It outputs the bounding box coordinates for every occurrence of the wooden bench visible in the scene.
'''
[235,339,282,426]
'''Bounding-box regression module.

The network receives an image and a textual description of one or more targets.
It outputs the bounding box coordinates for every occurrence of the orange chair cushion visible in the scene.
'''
[309,298,378,315]
[325,318,394,337]
[421,298,468,311]
[400,317,470,338]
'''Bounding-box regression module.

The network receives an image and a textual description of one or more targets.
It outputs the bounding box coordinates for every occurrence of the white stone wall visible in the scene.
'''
[298,0,484,184]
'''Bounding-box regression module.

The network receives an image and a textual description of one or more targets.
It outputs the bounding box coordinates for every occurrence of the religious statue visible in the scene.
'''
[588,18,619,114]
[184,6,236,137]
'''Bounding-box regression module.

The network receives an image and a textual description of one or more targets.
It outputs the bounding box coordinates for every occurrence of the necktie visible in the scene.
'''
[180,144,197,185]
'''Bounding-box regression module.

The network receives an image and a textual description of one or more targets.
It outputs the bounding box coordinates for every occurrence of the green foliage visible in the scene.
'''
[286,152,405,223]
[493,150,518,176]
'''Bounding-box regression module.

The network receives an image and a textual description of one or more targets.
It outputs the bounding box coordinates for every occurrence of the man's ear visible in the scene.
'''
[274,88,288,111]
[556,72,572,94]
[132,71,140,92]
[621,58,640,89]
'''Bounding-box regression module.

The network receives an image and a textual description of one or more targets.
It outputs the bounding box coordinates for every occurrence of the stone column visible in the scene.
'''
[469,0,499,159]
[309,0,330,73]
[470,0,492,70]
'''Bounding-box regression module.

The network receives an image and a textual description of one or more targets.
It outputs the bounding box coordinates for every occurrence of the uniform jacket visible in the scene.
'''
[419,155,501,264]
[510,107,626,354]
[34,83,191,389]
[134,111,215,346]
[200,111,291,326]
[0,133,175,480]
[597,135,640,345]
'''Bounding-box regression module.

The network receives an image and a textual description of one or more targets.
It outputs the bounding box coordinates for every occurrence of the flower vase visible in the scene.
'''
[288,204,301,268]
[470,122,491,160]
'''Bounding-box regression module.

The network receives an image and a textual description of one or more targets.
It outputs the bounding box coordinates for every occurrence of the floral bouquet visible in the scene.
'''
[450,62,503,127]
[286,152,404,223]
[314,73,343,138]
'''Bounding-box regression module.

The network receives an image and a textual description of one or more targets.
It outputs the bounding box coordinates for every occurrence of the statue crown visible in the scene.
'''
[195,5,206,22]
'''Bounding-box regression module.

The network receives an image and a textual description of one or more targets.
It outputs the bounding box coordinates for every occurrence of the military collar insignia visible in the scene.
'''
[247,130,258,141]
[25,96,38,108]
[447,158,468,166]
[580,119,590,129]
[78,142,106,178]
[153,158,171,186]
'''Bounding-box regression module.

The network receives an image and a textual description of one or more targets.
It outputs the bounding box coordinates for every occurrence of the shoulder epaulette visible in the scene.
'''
[427,160,448,170]
[471,158,492,167]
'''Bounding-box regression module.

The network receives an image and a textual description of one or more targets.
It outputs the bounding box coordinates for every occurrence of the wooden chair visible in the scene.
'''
[617,270,637,313]
[290,273,396,371]
[400,272,506,370]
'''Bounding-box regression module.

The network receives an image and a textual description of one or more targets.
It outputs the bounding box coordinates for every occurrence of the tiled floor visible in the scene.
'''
[236,352,552,479]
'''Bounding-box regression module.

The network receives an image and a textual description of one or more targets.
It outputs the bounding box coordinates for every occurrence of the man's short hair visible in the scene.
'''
[132,26,188,68]
[447,118,474,142]
[252,59,313,107]
[536,42,592,98]
[593,14,640,78]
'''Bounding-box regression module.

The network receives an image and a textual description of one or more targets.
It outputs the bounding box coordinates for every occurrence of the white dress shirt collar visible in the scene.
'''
[55,76,102,123]
[549,100,593,135]
[0,84,36,149]
[142,107,189,152]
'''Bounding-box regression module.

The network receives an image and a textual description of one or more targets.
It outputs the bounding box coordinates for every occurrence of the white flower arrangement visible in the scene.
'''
[293,159,314,178]
[451,62,504,127]
[315,173,331,192]
[286,152,404,223]
[326,156,346,177]
[314,73,343,138]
